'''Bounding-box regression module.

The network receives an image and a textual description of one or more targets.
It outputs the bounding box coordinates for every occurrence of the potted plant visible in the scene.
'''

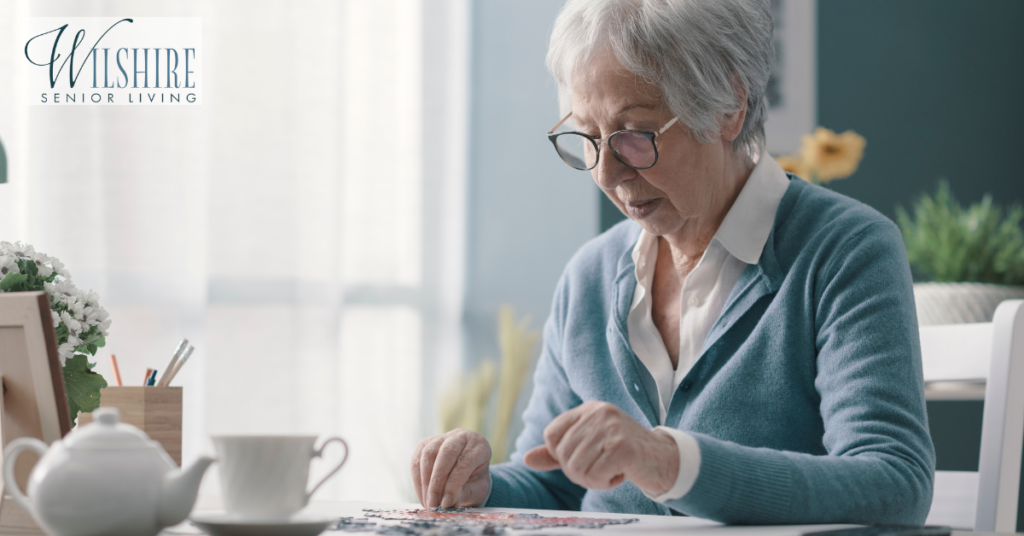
[0,242,110,422]
[897,182,1024,325]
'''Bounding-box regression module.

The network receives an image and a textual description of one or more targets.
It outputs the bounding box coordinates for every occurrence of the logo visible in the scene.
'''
[23,17,202,105]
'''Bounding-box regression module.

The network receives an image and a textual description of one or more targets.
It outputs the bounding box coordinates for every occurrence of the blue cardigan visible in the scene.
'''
[487,177,935,524]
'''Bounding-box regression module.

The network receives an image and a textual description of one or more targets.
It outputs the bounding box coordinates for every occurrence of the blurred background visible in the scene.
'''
[0,0,1021,503]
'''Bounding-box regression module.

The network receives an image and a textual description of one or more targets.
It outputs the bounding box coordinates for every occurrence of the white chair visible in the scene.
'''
[924,299,1024,530]
[975,299,1024,532]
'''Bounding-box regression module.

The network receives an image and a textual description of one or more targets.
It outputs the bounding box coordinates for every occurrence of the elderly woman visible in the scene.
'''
[411,0,933,524]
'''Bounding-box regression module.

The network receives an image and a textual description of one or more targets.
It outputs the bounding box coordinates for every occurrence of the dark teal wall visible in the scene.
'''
[600,0,1024,232]
[819,0,1024,220]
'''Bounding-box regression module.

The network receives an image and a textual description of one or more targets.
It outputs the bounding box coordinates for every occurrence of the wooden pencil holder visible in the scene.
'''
[77,386,183,466]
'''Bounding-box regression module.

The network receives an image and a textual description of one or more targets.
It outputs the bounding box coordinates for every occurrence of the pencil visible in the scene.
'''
[143,368,154,386]
[109,355,123,386]
[146,369,158,386]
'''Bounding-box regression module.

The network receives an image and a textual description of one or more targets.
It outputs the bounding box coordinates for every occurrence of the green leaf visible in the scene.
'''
[63,354,108,425]
[0,271,28,292]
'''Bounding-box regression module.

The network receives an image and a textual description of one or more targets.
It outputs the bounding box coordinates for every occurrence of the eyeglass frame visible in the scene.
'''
[546,111,679,171]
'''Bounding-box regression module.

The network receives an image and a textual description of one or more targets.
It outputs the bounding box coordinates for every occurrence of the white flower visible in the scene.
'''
[99,318,111,335]
[43,281,61,305]
[51,310,60,327]
[33,254,54,278]
[83,305,98,324]
[68,299,85,320]
[60,311,82,335]
[57,342,76,366]
[6,242,35,259]
[49,257,68,279]
[52,280,76,300]
[0,256,19,278]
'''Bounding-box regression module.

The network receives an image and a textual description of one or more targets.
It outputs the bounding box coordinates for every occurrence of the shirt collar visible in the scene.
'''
[630,227,658,309]
[629,149,790,272]
[713,150,791,265]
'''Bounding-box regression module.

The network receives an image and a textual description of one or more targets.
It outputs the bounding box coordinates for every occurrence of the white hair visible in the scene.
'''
[546,0,774,155]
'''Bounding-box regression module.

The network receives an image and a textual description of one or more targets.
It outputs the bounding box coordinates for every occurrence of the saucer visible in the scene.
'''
[190,512,334,536]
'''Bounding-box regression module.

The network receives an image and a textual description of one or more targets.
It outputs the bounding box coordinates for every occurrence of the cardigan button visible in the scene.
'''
[681,381,693,391]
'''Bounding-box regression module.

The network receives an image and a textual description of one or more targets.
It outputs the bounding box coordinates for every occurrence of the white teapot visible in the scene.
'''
[3,407,214,536]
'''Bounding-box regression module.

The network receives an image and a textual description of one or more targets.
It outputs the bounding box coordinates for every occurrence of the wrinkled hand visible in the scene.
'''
[411,429,492,508]
[522,401,678,495]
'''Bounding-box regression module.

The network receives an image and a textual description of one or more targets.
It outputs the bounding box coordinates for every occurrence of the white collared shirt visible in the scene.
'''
[628,151,791,502]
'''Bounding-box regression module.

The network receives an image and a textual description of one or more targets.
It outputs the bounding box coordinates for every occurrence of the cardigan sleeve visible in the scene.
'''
[486,274,588,510]
[660,220,935,524]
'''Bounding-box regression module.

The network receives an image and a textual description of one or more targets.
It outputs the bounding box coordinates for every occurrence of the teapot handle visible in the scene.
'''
[3,437,48,516]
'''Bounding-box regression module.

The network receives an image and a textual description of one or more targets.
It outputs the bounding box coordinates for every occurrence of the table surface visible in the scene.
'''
[145,500,1007,536]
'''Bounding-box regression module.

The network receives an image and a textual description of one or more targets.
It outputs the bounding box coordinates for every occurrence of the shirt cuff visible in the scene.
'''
[641,426,701,503]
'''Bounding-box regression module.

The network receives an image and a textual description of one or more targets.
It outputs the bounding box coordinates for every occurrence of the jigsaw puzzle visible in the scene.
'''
[329,508,638,535]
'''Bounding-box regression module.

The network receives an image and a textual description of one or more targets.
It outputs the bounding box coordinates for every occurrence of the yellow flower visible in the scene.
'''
[490,305,540,463]
[774,154,809,181]
[799,127,866,183]
[439,361,496,434]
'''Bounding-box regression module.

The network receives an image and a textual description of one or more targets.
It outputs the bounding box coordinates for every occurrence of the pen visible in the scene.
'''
[146,369,158,386]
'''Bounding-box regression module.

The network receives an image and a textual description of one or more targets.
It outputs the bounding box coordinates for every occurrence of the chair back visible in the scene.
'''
[976,299,1024,532]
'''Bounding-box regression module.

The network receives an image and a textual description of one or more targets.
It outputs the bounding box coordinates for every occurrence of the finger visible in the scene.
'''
[441,443,489,508]
[461,464,493,507]
[419,436,445,507]
[523,445,560,470]
[554,411,599,471]
[542,406,585,460]
[564,430,604,485]
[427,434,469,507]
[411,442,425,506]
[586,446,628,489]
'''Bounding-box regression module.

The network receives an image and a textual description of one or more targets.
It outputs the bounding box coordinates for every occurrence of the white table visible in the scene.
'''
[161,499,855,536]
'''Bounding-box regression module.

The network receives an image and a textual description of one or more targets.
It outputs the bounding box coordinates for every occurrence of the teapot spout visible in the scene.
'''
[159,456,215,527]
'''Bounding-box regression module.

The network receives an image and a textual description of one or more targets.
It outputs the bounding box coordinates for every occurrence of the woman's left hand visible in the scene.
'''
[522,401,679,495]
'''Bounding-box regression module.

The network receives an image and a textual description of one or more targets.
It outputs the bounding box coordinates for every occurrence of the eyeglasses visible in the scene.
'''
[546,112,679,171]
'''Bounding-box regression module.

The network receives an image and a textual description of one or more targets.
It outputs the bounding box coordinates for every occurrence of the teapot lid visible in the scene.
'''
[63,407,154,449]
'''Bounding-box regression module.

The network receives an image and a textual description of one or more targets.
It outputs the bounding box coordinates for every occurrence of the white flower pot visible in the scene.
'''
[914,282,1024,326]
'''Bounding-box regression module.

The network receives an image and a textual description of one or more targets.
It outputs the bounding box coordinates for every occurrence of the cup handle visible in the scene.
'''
[305,437,349,504]
[3,437,48,516]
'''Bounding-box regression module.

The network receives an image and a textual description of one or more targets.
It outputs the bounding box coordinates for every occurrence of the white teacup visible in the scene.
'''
[212,435,348,521]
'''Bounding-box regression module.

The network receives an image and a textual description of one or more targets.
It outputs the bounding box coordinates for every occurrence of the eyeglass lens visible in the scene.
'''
[553,132,656,170]
[610,132,656,168]
[554,133,597,170]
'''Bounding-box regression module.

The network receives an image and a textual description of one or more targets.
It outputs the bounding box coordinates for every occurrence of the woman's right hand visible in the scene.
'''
[411,429,492,508]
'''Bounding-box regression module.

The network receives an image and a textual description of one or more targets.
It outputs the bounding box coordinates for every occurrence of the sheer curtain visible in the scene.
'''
[0,0,468,502]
